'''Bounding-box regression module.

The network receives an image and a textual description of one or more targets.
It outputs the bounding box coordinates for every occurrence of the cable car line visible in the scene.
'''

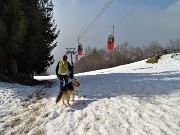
[79,0,114,39]
[67,0,148,60]
[90,0,149,45]
[70,0,114,48]
[67,0,114,59]
[113,0,149,32]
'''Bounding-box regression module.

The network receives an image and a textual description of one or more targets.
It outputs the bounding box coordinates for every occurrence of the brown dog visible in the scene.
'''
[56,79,80,106]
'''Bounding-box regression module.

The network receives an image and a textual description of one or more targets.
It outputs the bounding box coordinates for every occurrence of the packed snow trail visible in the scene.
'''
[0,53,180,135]
[0,83,52,135]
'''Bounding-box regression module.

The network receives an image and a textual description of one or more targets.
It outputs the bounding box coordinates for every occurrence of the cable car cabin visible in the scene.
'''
[75,55,78,62]
[78,44,83,55]
[107,34,114,50]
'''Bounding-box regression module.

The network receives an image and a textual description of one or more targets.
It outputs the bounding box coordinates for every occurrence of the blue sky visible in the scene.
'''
[48,0,180,74]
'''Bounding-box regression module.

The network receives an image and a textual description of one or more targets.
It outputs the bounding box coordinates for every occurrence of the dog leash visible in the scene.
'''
[59,80,68,89]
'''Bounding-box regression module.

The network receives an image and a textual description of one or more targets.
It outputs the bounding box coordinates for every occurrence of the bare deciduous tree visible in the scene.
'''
[74,38,179,73]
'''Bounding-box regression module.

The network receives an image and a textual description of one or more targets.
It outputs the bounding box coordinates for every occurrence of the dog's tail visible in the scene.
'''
[56,91,63,104]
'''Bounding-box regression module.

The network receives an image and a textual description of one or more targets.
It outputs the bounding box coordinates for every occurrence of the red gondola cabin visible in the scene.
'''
[107,34,114,50]
[75,55,78,62]
[78,43,83,55]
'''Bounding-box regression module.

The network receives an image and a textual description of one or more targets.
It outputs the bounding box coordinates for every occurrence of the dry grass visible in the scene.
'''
[146,56,159,63]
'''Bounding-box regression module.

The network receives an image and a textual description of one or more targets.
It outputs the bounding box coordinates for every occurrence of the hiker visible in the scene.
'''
[56,55,74,89]
[155,52,160,59]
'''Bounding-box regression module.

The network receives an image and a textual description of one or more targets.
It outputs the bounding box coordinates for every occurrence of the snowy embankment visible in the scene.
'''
[0,53,180,135]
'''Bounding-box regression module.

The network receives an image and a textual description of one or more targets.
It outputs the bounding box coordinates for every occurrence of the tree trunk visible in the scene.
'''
[9,56,18,75]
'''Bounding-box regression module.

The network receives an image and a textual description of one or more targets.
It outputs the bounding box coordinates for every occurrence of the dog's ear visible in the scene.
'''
[72,79,75,83]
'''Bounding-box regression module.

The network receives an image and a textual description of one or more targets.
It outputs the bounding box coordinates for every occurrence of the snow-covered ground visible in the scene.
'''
[0,53,180,135]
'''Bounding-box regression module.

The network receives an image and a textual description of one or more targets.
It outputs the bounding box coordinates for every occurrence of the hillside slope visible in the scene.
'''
[0,53,180,135]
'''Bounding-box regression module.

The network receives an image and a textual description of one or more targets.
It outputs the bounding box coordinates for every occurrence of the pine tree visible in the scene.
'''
[19,0,59,77]
[0,0,59,78]
[0,0,28,74]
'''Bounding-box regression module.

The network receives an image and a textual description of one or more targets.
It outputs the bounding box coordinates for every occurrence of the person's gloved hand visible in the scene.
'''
[57,74,60,79]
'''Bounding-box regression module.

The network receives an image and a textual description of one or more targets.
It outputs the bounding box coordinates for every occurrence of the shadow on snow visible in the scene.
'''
[76,71,180,99]
[62,71,180,110]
